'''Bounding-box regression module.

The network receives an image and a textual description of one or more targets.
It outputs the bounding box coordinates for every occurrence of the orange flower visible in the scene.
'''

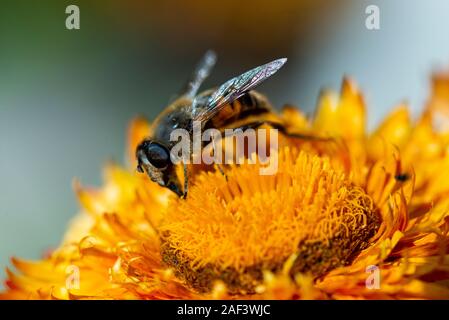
[2,77,449,300]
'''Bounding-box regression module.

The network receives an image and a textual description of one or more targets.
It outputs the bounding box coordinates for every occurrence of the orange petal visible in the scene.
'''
[127,116,151,168]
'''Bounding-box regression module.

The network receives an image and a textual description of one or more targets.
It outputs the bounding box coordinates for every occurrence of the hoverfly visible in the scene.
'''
[137,50,300,198]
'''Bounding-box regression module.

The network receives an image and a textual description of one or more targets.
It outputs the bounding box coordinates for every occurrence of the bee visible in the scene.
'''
[137,50,299,197]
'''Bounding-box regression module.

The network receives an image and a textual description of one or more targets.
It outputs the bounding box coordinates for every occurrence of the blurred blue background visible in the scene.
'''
[1,0,449,285]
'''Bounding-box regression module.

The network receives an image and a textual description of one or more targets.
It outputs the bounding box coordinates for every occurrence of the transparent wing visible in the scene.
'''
[182,50,217,99]
[193,58,287,122]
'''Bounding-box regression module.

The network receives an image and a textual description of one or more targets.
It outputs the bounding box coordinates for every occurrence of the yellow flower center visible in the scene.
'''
[160,148,380,294]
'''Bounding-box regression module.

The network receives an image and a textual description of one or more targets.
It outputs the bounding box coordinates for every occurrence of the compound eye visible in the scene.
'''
[146,143,170,169]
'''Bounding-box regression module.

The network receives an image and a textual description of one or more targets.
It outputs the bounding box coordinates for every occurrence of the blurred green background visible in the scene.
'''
[2,0,449,285]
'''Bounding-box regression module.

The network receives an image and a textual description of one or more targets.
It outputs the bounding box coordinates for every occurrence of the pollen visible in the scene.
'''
[160,147,381,294]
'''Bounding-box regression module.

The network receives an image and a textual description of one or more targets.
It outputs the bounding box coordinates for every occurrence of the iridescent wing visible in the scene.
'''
[182,50,217,99]
[192,58,287,122]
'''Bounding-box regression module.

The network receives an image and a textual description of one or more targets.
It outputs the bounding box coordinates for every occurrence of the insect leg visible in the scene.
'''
[201,133,228,179]
[215,163,227,180]
[182,163,188,199]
